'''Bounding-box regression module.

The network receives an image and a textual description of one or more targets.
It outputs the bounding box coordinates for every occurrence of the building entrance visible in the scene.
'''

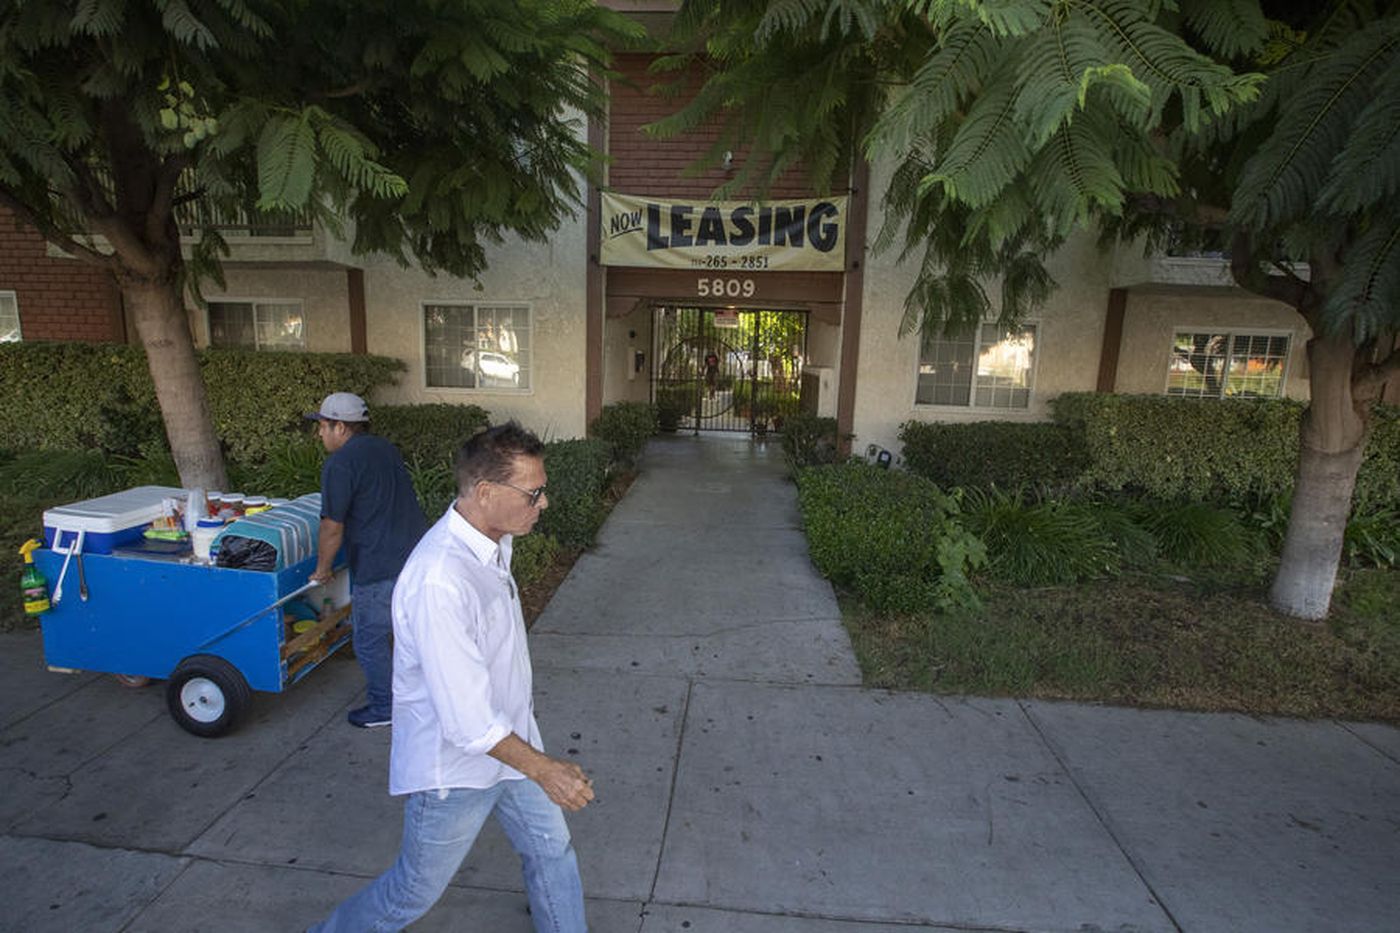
[651,307,808,434]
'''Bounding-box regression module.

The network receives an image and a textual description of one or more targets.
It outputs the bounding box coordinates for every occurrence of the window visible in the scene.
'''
[208,301,305,350]
[424,303,531,390]
[1167,331,1289,398]
[916,323,1037,409]
[0,291,19,342]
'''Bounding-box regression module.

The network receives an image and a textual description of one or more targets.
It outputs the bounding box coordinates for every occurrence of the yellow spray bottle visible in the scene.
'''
[19,539,50,615]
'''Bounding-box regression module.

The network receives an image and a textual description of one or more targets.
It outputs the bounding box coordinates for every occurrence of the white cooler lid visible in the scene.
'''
[43,485,188,533]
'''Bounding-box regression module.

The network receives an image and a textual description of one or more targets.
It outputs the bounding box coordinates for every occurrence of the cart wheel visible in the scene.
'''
[165,655,252,738]
[113,674,152,689]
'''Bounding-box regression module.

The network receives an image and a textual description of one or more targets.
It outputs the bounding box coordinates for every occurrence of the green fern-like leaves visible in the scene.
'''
[1231,20,1399,230]
[256,112,316,211]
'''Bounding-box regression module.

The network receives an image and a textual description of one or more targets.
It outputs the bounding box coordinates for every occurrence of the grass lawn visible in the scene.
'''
[842,566,1400,723]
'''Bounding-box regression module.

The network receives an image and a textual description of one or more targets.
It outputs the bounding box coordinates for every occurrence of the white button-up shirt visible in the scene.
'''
[388,505,541,795]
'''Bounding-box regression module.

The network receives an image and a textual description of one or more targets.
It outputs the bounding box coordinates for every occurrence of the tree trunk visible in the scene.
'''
[122,277,228,490]
[1269,332,1369,619]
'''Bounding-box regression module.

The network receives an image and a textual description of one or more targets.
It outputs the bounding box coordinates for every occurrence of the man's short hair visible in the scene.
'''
[454,421,545,494]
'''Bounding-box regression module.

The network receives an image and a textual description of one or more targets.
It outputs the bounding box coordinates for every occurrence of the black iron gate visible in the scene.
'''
[651,307,808,434]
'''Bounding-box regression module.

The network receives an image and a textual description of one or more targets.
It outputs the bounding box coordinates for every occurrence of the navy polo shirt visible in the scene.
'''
[320,433,427,584]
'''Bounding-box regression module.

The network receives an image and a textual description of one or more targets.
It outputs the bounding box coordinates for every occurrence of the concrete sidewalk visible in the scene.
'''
[1,433,1397,932]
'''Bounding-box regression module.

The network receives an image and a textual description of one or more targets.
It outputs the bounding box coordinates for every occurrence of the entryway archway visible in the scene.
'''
[651,306,808,434]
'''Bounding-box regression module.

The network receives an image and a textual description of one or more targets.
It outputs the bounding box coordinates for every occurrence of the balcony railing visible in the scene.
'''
[174,200,313,238]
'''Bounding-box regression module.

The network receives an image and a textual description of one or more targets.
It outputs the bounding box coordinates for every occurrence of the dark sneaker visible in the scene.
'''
[348,705,391,729]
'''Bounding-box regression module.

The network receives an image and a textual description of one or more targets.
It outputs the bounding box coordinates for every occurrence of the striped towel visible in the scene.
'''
[211,494,322,571]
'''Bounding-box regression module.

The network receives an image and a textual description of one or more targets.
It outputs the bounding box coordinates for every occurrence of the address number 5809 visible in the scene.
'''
[697,278,756,299]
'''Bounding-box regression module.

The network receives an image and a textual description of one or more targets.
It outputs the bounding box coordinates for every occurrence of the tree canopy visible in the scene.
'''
[658,0,1400,617]
[0,0,643,486]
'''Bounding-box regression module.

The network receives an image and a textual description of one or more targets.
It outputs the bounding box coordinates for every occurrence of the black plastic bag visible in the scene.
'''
[215,535,278,571]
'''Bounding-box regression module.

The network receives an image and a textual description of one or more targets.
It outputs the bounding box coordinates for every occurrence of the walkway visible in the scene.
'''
[1,433,1397,931]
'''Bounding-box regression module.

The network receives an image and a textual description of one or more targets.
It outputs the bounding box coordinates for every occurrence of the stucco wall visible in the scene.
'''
[1115,290,1310,397]
[194,266,351,353]
[603,302,655,405]
[361,222,590,440]
[853,218,1115,460]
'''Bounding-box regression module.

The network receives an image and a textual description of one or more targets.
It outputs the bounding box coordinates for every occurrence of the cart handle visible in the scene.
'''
[193,580,325,652]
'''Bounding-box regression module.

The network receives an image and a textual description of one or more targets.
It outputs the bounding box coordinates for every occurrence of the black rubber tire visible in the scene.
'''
[165,655,252,738]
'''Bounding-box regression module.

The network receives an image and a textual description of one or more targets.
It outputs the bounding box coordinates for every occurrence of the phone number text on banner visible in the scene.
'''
[600,192,848,273]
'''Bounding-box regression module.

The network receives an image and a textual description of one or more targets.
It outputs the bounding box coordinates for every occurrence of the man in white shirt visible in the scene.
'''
[311,422,594,932]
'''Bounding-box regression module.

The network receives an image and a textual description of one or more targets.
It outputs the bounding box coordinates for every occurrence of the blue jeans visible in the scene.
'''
[350,578,395,717]
[310,779,586,932]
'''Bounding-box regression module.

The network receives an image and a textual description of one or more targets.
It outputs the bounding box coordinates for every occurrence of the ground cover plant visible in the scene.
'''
[796,450,1400,722]
[842,569,1400,723]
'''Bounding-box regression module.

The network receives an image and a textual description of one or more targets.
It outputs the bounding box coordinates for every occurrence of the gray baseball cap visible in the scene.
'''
[306,392,369,422]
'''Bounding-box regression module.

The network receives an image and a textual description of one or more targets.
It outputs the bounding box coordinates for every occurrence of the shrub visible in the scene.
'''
[537,438,612,549]
[780,413,843,471]
[656,385,695,431]
[899,420,1087,491]
[0,449,123,500]
[407,458,456,519]
[589,402,657,466]
[1344,507,1400,569]
[0,342,404,463]
[959,488,1122,585]
[1130,500,1261,569]
[373,403,491,470]
[796,462,985,613]
[246,437,325,499]
[1358,406,1400,513]
[510,532,560,588]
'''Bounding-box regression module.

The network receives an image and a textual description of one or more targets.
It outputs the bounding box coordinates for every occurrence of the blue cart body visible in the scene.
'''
[33,548,348,693]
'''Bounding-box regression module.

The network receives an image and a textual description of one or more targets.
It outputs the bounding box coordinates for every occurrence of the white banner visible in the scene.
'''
[600,192,848,273]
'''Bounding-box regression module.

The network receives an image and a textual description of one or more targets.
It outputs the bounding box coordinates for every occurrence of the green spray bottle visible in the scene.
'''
[19,539,50,615]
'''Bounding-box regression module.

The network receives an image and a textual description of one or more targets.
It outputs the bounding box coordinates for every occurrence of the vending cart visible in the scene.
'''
[32,486,352,738]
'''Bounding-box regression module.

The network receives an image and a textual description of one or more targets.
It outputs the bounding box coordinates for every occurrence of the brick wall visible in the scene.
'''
[607,53,836,197]
[0,205,126,342]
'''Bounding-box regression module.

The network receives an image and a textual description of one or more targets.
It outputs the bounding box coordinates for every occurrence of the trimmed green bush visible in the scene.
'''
[1359,406,1400,513]
[1050,394,1400,513]
[900,420,1087,491]
[780,413,843,471]
[1051,393,1300,502]
[0,342,404,463]
[374,403,491,471]
[589,402,657,466]
[510,532,560,588]
[537,438,612,549]
[656,385,695,431]
[796,462,985,613]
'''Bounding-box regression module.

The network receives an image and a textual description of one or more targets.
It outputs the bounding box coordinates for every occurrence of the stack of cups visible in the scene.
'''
[185,489,207,533]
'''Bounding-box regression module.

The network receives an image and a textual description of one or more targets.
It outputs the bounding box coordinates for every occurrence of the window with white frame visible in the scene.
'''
[916,322,1038,409]
[0,291,20,342]
[208,300,306,350]
[1167,331,1289,398]
[424,303,531,390]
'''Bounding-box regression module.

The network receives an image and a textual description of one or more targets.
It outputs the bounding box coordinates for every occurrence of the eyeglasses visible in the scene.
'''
[490,480,548,507]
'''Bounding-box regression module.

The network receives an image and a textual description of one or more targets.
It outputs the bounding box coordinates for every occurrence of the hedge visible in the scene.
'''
[374,403,491,471]
[900,420,1086,491]
[0,342,404,463]
[898,396,1400,513]
[795,462,985,613]
[1050,394,1400,511]
[537,438,613,549]
[588,401,657,467]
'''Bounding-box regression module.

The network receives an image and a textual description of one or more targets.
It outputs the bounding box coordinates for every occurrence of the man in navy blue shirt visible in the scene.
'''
[307,392,427,728]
